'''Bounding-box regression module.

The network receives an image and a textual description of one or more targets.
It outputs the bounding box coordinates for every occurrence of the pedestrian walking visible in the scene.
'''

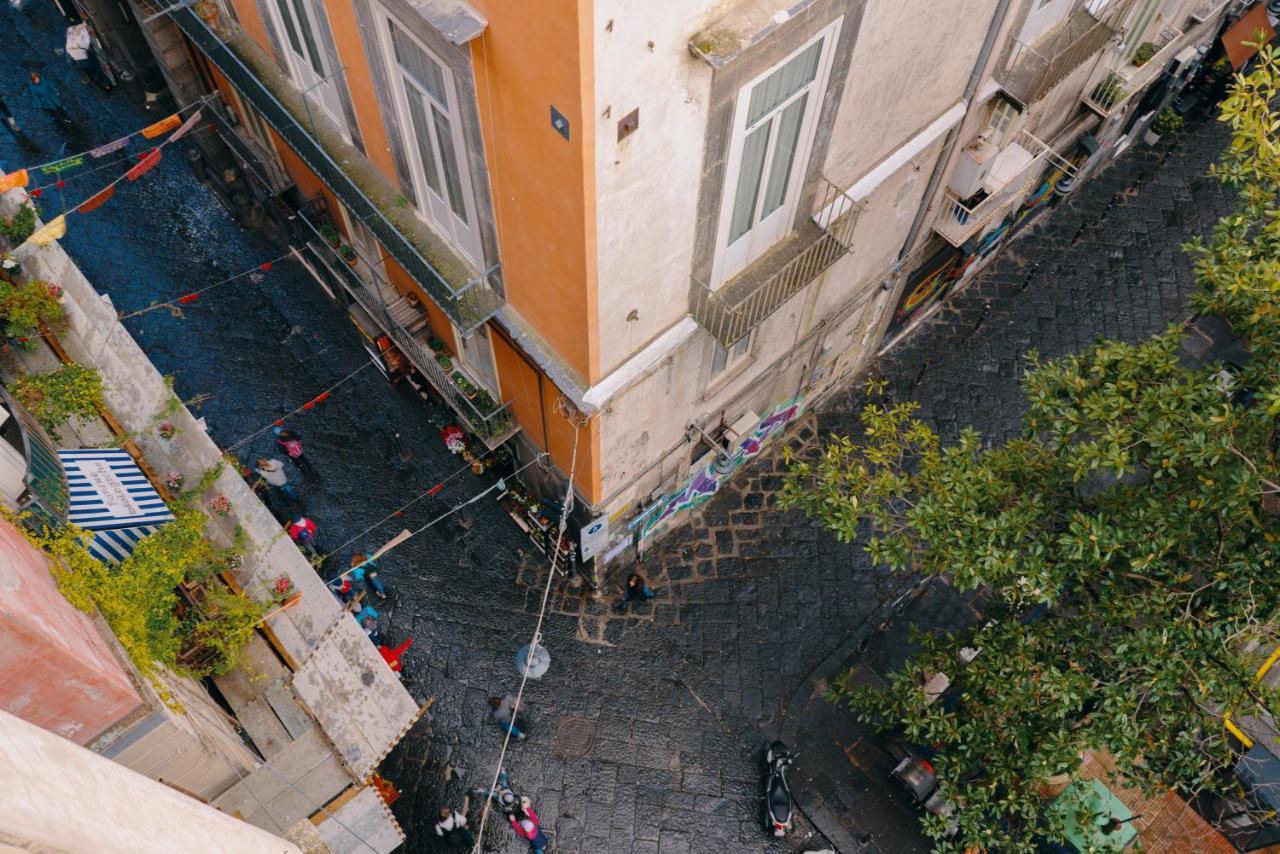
[434,805,474,849]
[254,457,300,501]
[489,694,527,741]
[378,637,412,673]
[349,598,379,626]
[273,427,317,476]
[327,575,354,603]
[350,552,387,598]
[472,770,519,816]
[287,515,320,559]
[0,96,20,132]
[612,572,656,613]
[26,71,69,124]
[509,797,548,854]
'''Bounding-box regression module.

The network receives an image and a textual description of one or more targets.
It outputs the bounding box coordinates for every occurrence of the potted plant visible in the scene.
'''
[473,389,496,415]
[1,252,20,278]
[426,333,448,354]
[1145,106,1183,144]
[319,224,341,248]
[0,277,65,341]
[1089,72,1124,109]
[453,371,478,399]
[1132,41,1157,67]
[0,204,37,245]
[338,244,358,267]
[436,353,452,371]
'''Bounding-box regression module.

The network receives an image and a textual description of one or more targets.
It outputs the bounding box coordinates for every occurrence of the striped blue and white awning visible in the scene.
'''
[57,449,174,564]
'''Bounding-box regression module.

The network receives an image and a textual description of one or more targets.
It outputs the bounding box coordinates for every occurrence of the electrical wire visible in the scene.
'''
[117,251,292,319]
[225,361,376,452]
[470,427,580,854]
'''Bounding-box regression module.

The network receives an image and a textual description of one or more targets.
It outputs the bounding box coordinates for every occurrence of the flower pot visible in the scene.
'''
[470,461,484,475]
[278,590,302,609]
[345,254,358,268]
[1143,130,1162,146]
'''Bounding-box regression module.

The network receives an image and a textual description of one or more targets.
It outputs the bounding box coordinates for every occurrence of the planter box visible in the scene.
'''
[1144,130,1162,146]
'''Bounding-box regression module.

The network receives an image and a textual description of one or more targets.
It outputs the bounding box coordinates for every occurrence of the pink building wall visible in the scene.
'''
[0,518,142,745]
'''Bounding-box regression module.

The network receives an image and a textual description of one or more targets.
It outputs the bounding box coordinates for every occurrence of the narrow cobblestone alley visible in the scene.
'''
[0,1,1244,850]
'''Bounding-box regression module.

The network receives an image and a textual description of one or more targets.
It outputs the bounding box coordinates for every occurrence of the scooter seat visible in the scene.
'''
[768,781,791,815]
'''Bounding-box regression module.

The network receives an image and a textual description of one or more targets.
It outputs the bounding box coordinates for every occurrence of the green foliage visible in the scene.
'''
[0,204,37,244]
[29,511,269,679]
[12,364,103,439]
[782,50,1280,852]
[0,277,65,339]
[1090,72,1125,107]
[1133,41,1158,65]
[1151,106,1184,136]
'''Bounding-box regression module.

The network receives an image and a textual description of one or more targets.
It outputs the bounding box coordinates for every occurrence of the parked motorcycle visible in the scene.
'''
[889,742,958,836]
[764,740,795,837]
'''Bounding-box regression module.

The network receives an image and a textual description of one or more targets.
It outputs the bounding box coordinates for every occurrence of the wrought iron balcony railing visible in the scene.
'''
[1082,29,1184,116]
[169,5,503,333]
[691,178,861,347]
[997,0,1137,105]
[932,131,1075,247]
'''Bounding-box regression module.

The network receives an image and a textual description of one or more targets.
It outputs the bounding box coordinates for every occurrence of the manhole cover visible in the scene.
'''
[552,716,596,758]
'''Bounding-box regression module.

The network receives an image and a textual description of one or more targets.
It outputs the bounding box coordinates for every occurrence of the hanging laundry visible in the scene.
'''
[26,215,66,248]
[0,169,29,193]
[76,184,115,214]
[89,136,131,158]
[168,109,203,143]
[141,113,181,139]
[125,149,161,181]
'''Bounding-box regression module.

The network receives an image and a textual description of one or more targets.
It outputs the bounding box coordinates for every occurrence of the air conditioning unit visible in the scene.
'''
[1168,45,1205,80]
[948,133,1000,199]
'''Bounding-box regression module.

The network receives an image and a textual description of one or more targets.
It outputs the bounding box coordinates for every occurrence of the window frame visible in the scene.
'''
[710,18,843,289]
[373,6,484,266]
[262,0,349,141]
[709,333,752,381]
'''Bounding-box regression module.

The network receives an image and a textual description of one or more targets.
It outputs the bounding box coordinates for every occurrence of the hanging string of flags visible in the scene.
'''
[2,99,213,252]
[225,362,376,452]
[1,93,216,186]
[117,253,291,319]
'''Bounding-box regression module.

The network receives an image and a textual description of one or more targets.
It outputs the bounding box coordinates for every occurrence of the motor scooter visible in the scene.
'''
[763,740,795,837]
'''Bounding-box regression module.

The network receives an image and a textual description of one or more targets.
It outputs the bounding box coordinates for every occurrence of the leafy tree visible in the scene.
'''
[781,48,1280,851]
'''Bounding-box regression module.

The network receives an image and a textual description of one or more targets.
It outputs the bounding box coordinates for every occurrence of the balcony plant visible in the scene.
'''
[338,244,358,267]
[319,224,341,248]
[1089,72,1125,109]
[436,353,452,371]
[452,371,478,400]
[0,204,37,245]
[11,363,103,440]
[473,389,497,416]
[1132,41,1158,67]
[1145,106,1183,144]
[426,333,448,355]
[0,277,66,343]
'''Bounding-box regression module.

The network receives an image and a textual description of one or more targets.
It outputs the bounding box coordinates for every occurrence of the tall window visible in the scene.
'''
[988,97,1019,143]
[714,21,841,286]
[264,0,347,138]
[378,13,483,265]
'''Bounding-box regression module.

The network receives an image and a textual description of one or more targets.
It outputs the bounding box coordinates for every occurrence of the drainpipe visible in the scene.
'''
[897,0,1017,264]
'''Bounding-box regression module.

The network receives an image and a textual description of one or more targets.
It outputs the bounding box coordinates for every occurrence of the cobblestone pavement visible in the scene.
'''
[1,3,1241,850]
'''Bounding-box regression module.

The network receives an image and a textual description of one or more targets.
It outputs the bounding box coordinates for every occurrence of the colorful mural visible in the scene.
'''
[885,246,965,336]
[636,397,806,539]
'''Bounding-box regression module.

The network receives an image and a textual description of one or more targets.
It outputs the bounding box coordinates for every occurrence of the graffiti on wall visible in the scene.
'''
[885,246,967,336]
[636,397,806,539]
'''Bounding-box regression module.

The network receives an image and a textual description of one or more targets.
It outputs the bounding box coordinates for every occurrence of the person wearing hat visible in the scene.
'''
[472,770,520,817]
[287,515,320,559]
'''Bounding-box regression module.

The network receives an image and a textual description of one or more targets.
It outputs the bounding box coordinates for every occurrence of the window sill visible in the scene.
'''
[702,354,758,402]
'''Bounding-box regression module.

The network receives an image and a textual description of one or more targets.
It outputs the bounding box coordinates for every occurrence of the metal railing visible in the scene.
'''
[998,0,1138,104]
[691,177,862,346]
[294,211,519,449]
[1082,29,1184,115]
[169,6,504,333]
[932,131,1074,247]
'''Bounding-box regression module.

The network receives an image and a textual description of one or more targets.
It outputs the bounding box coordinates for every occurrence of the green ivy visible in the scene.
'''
[0,277,65,340]
[12,364,104,440]
[0,204,37,244]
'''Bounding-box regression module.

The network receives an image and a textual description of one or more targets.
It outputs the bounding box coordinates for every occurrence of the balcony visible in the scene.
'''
[168,5,503,333]
[691,178,861,347]
[1082,29,1184,116]
[932,131,1075,247]
[997,1,1136,105]
[1190,0,1234,24]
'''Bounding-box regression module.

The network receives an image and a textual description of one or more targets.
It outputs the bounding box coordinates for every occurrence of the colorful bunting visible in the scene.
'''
[0,170,28,193]
[125,149,161,181]
[76,184,115,213]
[141,113,181,139]
[260,261,273,271]
[176,293,200,304]
[41,156,84,176]
[28,188,42,198]
[89,136,131,158]
[168,110,203,143]
[26,215,67,248]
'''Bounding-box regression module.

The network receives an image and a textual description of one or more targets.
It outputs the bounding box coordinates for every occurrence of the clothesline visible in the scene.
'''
[224,362,376,452]
[117,252,292,319]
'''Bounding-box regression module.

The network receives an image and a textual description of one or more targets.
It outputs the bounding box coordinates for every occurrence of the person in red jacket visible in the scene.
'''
[288,515,320,559]
[509,797,548,854]
[378,638,413,673]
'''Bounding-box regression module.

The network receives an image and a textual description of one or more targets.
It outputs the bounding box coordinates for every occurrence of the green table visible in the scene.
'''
[1047,778,1137,851]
